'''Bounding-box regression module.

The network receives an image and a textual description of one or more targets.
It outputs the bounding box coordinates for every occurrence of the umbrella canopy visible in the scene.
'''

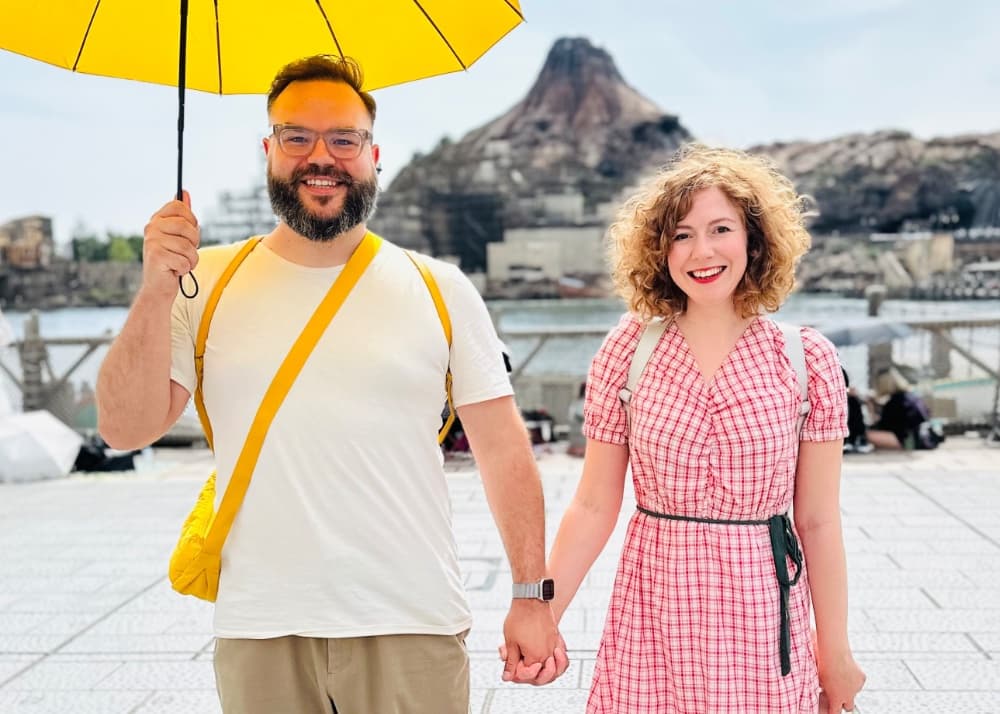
[0,410,83,483]
[1,0,524,94]
[817,318,913,348]
[2,0,524,295]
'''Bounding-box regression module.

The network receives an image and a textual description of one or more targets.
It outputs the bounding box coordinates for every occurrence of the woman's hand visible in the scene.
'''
[817,648,866,713]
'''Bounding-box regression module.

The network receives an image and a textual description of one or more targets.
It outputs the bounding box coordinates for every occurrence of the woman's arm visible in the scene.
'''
[547,440,629,624]
[793,439,866,713]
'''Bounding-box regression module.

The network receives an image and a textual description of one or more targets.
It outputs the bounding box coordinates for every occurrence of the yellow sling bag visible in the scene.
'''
[168,233,455,601]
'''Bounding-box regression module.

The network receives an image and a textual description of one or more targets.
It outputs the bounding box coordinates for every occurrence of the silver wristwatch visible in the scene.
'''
[512,578,555,601]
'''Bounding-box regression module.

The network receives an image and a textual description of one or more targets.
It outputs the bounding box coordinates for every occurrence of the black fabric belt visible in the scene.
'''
[636,506,803,676]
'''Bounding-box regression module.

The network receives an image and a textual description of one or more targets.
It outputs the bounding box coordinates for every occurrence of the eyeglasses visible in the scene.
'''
[271,124,372,159]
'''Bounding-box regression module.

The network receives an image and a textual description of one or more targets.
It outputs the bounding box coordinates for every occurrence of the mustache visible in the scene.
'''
[290,164,355,185]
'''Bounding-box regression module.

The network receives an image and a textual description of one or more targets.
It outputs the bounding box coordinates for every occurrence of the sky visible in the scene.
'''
[1,0,998,246]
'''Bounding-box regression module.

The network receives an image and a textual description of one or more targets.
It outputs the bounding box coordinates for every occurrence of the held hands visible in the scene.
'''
[499,600,569,686]
[142,191,201,300]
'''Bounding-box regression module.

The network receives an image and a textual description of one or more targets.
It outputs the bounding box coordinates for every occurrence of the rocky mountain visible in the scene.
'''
[371,37,692,264]
[371,36,1000,270]
[752,131,1000,234]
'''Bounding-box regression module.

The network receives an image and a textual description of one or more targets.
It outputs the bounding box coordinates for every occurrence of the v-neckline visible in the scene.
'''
[671,316,759,389]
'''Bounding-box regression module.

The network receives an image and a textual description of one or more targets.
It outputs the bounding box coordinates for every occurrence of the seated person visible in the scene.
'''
[867,367,941,450]
[842,367,873,453]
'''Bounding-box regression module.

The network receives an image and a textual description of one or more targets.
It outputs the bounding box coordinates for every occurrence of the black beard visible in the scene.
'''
[267,164,379,242]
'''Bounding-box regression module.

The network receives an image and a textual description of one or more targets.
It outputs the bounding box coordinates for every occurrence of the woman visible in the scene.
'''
[547,145,865,712]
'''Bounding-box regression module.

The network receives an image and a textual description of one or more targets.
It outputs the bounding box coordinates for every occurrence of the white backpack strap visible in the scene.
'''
[619,317,669,419]
[778,321,810,436]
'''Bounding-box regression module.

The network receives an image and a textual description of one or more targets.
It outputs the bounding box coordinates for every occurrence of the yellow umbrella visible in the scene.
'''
[1,0,524,294]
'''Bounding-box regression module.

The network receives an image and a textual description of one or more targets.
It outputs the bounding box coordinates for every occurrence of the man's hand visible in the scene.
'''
[142,191,201,299]
[500,601,569,686]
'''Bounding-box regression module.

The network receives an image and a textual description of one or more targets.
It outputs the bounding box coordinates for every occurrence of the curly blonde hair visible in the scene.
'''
[608,144,812,320]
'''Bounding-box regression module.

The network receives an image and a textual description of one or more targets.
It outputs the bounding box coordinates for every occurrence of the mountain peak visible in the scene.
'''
[494,36,665,138]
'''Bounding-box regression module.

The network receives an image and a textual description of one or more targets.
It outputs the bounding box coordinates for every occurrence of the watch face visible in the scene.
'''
[541,578,555,601]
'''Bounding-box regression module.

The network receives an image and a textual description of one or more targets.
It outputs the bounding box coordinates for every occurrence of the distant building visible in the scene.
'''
[423,192,504,273]
[487,225,606,284]
[202,185,276,244]
[0,215,55,270]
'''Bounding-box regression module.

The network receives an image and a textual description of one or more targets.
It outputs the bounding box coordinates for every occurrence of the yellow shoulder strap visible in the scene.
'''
[193,237,263,450]
[404,250,456,444]
[206,232,382,553]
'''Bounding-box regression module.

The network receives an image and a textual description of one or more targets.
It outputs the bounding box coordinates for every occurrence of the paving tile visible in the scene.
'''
[848,588,937,609]
[0,635,69,655]
[0,577,113,595]
[58,634,214,654]
[907,660,1000,691]
[969,633,1000,653]
[577,658,596,689]
[132,690,221,714]
[0,614,55,635]
[845,632,976,654]
[26,614,104,635]
[962,571,1000,588]
[470,689,488,714]
[0,691,149,713]
[0,657,39,686]
[892,554,1000,571]
[848,570,974,589]
[46,653,197,663]
[2,593,129,614]
[865,609,1000,633]
[851,658,921,690]
[3,661,123,690]
[855,691,1000,714]
[95,661,215,690]
[2,560,90,577]
[86,614,185,636]
[487,688,590,713]
[923,588,1000,609]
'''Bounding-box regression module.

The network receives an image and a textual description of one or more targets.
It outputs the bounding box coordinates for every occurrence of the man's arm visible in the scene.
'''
[96,193,200,449]
[458,395,568,685]
[96,293,191,449]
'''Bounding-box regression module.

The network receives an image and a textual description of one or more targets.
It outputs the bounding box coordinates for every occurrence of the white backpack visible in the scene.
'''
[619,319,811,436]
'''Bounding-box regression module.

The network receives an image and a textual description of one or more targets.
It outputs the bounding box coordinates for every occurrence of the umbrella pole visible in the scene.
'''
[177,0,199,298]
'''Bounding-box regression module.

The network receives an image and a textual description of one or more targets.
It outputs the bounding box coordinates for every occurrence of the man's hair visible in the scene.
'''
[267,55,377,123]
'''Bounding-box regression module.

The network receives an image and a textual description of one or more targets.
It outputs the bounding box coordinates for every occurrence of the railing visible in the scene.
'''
[497,315,1000,428]
[3,309,999,431]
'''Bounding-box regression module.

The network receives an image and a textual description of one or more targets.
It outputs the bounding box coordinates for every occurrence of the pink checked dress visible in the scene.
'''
[583,315,847,713]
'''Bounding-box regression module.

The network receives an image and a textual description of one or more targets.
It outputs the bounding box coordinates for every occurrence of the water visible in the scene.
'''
[0,307,127,413]
[1,296,998,413]
[493,294,1000,396]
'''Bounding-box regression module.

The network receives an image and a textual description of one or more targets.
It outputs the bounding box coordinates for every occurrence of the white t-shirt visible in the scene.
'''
[170,236,512,638]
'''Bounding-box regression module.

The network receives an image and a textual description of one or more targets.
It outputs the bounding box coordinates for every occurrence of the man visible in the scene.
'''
[96,55,567,713]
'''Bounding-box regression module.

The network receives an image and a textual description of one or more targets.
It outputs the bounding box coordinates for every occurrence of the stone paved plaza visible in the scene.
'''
[1,437,999,713]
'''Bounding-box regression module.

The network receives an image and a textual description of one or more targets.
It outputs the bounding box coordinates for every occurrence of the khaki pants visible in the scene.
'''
[214,631,470,714]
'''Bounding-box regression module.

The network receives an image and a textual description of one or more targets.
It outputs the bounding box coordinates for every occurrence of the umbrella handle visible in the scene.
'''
[176,0,198,298]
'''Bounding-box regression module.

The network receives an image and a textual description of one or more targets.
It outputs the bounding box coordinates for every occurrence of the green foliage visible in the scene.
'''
[107,233,139,262]
[71,236,107,262]
[72,232,143,263]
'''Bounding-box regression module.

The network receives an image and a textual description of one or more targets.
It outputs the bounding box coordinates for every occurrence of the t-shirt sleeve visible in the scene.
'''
[799,326,849,442]
[583,313,641,445]
[170,287,198,396]
[169,243,236,397]
[438,264,513,408]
